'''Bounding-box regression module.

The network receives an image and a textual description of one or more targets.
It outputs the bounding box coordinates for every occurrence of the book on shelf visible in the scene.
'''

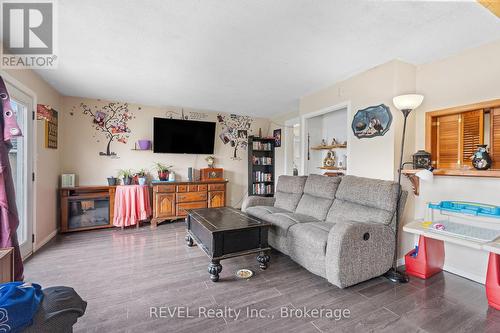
[252,156,272,165]
[252,141,272,151]
[253,171,272,182]
[252,183,273,195]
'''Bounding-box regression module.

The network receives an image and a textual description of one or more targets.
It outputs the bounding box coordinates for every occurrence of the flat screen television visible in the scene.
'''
[153,118,216,154]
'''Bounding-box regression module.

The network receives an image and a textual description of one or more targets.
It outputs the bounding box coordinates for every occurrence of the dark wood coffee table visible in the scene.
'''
[185,207,271,282]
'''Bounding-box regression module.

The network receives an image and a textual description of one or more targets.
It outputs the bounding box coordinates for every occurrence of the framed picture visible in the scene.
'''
[273,128,281,147]
[351,104,392,139]
[37,104,58,149]
[237,130,247,139]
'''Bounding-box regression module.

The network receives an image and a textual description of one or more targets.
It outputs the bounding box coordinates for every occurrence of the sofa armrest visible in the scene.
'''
[325,220,395,288]
[241,196,276,212]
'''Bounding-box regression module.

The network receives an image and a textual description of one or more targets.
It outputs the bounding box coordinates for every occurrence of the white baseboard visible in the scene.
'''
[34,229,58,252]
[442,264,485,284]
[396,257,485,284]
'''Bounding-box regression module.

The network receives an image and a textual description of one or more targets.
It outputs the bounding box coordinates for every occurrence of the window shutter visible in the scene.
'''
[461,110,484,166]
[491,108,500,169]
[437,114,460,169]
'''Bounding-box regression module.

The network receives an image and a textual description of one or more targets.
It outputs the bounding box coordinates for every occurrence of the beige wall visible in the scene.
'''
[299,60,417,181]
[412,39,500,283]
[3,69,62,250]
[60,96,270,208]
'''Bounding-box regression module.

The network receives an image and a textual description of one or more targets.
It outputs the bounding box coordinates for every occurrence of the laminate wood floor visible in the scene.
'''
[24,221,500,333]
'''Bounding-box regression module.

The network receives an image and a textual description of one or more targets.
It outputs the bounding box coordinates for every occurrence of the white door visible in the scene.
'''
[6,83,34,258]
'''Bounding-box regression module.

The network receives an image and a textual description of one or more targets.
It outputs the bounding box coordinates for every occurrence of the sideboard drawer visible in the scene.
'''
[208,184,225,191]
[198,184,208,191]
[177,191,208,203]
[177,201,207,216]
[188,185,198,192]
[177,185,188,192]
[154,185,175,193]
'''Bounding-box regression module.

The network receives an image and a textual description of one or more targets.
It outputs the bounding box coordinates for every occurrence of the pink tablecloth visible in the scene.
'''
[113,185,151,227]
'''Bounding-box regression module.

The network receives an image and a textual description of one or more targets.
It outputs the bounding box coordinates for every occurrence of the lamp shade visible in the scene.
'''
[393,94,424,111]
[415,168,433,181]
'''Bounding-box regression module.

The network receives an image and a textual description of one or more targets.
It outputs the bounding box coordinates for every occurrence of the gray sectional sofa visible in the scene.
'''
[241,174,407,288]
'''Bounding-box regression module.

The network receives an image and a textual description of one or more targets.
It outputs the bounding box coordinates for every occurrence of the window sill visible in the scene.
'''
[401,168,500,196]
[402,168,500,178]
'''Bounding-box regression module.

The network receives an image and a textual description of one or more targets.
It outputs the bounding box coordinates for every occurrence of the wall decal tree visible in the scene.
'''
[80,102,137,157]
[217,113,253,160]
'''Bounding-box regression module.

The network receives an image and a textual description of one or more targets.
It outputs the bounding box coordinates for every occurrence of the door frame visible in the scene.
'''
[0,70,37,259]
[300,101,351,175]
[283,117,300,175]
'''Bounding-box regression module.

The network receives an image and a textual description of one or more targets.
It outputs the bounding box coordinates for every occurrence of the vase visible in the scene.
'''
[471,144,492,170]
[137,139,151,150]
[107,177,117,186]
[123,176,132,185]
[138,177,147,186]
[158,170,169,181]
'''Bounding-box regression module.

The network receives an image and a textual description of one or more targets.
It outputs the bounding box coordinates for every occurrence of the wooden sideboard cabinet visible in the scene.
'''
[152,180,227,228]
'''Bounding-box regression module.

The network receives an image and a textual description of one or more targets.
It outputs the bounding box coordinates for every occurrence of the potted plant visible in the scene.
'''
[118,169,133,185]
[154,162,172,181]
[135,168,148,186]
[107,176,117,186]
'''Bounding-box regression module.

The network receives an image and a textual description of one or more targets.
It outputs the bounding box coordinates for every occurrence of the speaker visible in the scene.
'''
[188,167,193,181]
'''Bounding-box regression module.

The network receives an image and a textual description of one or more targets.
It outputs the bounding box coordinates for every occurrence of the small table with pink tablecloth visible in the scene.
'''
[113,185,151,228]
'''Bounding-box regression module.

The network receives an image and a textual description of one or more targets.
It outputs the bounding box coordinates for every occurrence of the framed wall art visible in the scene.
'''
[37,104,58,149]
[351,104,392,139]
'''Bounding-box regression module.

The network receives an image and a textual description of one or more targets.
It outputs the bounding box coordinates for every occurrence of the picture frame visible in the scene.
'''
[37,104,58,149]
[351,104,392,139]
[273,128,281,147]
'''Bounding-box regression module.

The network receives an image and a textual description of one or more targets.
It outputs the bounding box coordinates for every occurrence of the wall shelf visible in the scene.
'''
[310,144,347,150]
[318,166,346,171]
[402,168,500,196]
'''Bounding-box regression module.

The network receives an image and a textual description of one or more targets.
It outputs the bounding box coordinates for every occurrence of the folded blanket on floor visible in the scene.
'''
[0,282,43,332]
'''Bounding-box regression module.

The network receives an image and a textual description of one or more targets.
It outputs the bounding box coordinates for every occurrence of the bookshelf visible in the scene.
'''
[248,135,275,197]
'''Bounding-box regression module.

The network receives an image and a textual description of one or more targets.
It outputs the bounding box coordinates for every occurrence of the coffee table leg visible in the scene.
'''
[185,234,194,247]
[208,260,222,282]
[257,251,270,270]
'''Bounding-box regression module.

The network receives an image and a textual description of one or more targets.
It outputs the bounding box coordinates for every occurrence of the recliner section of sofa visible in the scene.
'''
[242,174,406,288]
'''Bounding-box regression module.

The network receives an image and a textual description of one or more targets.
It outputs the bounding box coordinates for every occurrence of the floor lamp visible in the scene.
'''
[385,94,424,283]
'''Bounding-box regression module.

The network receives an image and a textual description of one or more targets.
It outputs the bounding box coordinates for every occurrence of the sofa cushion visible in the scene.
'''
[245,206,289,220]
[262,212,320,236]
[287,222,335,277]
[274,175,307,212]
[302,174,341,200]
[334,175,399,211]
[326,175,399,225]
[326,200,394,225]
[295,174,341,220]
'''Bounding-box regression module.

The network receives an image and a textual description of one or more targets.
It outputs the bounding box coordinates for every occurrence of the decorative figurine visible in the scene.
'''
[205,156,215,168]
[321,139,327,146]
[331,138,338,146]
[471,145,492,170]
[323,150,336,167]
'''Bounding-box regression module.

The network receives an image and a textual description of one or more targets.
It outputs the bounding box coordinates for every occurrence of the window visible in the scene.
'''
[426,100,500,170]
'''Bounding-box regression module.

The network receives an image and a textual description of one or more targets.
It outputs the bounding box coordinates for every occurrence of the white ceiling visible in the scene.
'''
[36,0,500,117]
